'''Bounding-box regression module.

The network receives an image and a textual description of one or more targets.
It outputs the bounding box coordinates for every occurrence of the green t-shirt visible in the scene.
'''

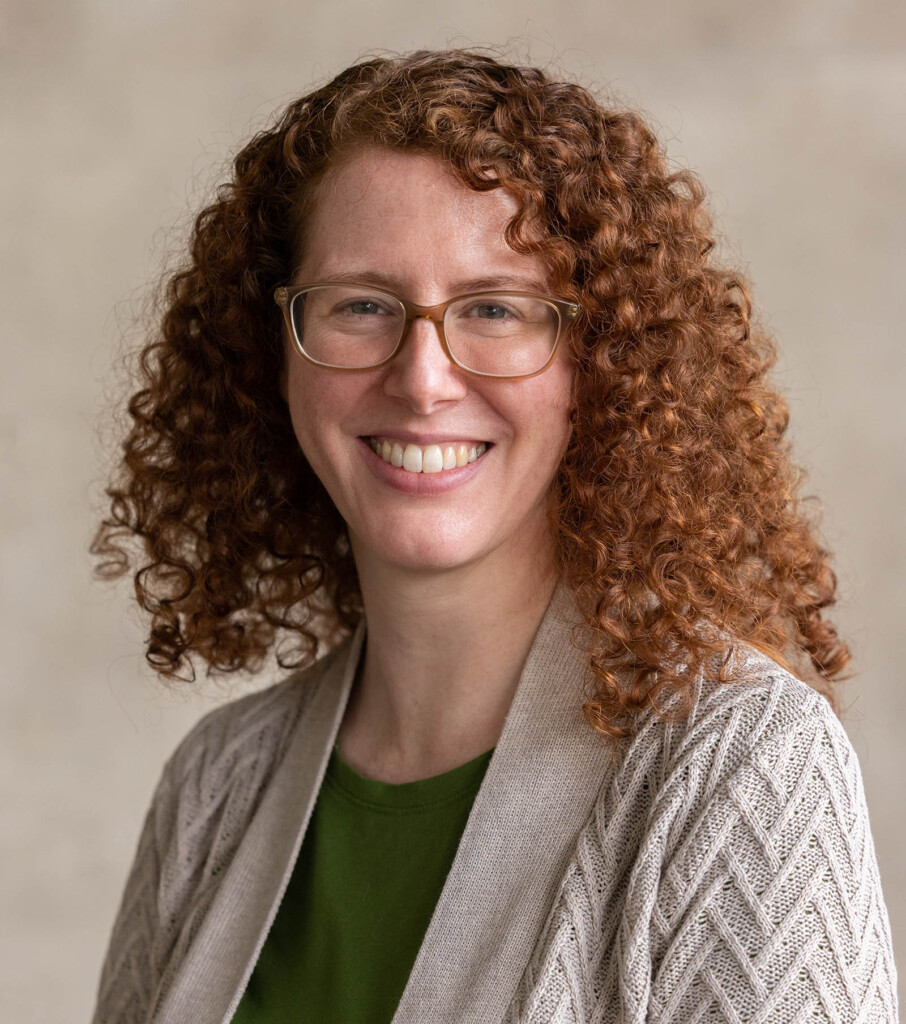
[231,740,495,1024]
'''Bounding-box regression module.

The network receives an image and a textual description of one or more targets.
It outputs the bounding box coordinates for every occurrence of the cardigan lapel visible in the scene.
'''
[154,578,618,1024]
[152,623,367,1024]
[390,579,619,1023]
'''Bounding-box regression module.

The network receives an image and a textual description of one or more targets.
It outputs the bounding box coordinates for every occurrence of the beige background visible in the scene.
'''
[2,0,904,1019]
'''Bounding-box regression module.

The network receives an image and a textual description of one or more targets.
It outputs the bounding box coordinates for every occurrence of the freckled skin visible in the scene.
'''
[282,146,574,575]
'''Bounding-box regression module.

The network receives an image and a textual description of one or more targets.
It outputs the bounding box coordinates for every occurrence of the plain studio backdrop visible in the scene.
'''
[2,0,904,1019]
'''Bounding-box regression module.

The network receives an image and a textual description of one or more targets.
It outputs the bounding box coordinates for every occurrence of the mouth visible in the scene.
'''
[363,436,493,474]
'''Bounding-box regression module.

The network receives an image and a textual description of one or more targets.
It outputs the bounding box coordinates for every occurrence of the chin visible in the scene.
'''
[356,526,487,573]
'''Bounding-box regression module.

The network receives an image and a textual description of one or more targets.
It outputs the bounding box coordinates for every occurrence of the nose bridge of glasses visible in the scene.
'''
[399,310,448,353]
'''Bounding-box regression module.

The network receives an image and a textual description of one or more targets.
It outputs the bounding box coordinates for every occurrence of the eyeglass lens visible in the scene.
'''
[288,285,561,376]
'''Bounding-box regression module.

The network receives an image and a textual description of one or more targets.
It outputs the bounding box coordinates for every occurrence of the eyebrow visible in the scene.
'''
[311,269,551,294]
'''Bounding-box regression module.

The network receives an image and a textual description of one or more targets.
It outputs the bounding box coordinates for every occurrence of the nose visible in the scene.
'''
[381,315,469,414]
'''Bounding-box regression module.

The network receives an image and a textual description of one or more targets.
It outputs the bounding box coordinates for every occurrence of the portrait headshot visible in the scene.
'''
[3,7,904,1024]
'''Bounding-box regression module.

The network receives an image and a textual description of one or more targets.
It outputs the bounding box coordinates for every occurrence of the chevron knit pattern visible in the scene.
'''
[92,649,899,1023]
[506,662,899,1023]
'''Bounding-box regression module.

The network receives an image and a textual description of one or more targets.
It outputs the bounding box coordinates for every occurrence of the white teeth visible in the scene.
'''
[422,445,443,473]
[402,444,423,472]
[368,437,489,474]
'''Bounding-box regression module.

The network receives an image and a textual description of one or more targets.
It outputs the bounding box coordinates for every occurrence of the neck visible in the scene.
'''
[338,523,560,783]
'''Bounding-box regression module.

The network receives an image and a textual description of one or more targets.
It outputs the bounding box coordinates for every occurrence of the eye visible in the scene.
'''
[467,302,515,320]
[339,298,391,316]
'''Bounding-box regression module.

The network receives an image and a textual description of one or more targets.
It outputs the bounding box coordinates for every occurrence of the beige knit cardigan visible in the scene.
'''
[91,581,899,1023]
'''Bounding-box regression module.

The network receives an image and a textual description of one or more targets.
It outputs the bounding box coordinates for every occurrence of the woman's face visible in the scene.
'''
[283,146,573,575]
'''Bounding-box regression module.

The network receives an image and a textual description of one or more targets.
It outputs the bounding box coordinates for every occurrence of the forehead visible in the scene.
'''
[296,146,548,290]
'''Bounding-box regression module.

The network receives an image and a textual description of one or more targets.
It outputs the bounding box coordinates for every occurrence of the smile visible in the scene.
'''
[366,437,490,474]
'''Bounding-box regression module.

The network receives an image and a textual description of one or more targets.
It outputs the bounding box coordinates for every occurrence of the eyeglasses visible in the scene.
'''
[273,282,582,380]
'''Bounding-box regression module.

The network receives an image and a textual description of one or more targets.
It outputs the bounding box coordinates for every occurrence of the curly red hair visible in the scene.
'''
[92,47,851,739]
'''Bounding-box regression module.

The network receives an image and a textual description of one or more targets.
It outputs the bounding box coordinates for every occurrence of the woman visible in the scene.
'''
[90,49,898,1023]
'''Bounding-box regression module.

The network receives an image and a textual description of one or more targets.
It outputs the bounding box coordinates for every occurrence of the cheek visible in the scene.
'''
[537,382,574,475]
[284,360,368,456]
[525,367,574,449]
[284,362,333,454]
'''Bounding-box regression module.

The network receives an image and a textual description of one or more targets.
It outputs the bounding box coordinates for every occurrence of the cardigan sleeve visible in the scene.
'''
[646,687,899,1023]
[89,698,249,1024]
[89,673,312,1024]
[90,752,181,1024]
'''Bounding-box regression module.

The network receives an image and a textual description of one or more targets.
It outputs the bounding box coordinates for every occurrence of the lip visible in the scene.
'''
[361,430,491,446]
[357,436,490,494]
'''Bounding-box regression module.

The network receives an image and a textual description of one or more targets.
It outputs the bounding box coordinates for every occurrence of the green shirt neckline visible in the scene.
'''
[327,741,496,812]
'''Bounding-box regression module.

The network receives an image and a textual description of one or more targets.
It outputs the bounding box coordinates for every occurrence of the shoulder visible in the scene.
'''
[158,634,353,802]
[618,647,898,1021]
[682,641,832,737]
[140,634,355,923]
[601,641,861,866]
[602,640,877,916]
[624,642,841,787]
[90,635,359,1022]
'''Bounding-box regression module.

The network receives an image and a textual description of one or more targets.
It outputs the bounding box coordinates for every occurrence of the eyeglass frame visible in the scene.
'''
[273,281,583,381]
